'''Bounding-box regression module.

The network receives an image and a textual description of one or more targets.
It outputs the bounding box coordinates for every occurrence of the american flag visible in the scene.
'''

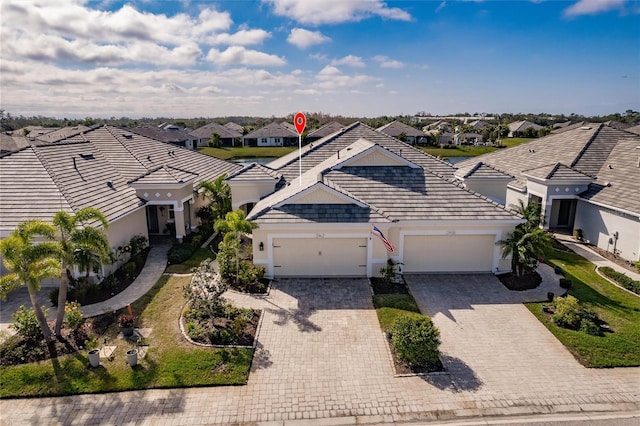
[372,225,395,252]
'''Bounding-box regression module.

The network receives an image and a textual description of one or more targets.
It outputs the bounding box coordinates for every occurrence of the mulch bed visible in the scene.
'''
[588,245,638,274]
[183,309,260,346]
[227,278,270,295]
[0,312,116,366]
[498,271,542,291]
[370,277,409,294]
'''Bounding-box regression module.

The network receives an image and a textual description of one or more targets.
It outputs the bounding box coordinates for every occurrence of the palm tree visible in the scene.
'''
[199,174,232,222]
[73,244,103,280]
[52,208,109,336]
[499,200,552,276]
[214,210,257,283]
[0,220,59,340]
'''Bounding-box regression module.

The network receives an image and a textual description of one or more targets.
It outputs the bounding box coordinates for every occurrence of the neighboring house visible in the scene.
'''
[468,120,490,131]
[377,120,427,145]
[507,120,543,137]
[454,132,484,145]
[189,122,242,147]
[422,120,452,133]
[424,129,453,145]
[455,124,640,263]
[0,125,241,278]
[243,122,299,147]
[226,122,522,278]
[224,122,244,134]
[626,124,640,136]
[306,121,346,143]
[129,126,198,150]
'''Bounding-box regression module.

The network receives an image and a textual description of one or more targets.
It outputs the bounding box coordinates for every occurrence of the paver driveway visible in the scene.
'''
[406,274,640,404]
[2,276,639,425]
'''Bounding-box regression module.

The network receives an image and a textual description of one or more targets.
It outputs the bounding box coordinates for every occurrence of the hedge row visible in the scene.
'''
[599,267,640,295]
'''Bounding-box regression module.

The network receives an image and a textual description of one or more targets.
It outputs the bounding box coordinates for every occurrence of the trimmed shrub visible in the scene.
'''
[599,267,640,295]
[12,305,45,340]
[168,243,195,264]
[129,234,148,256]
[390,316,441,366]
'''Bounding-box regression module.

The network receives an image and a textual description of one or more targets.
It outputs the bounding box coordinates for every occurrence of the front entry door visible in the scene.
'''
[557,200,573,227]
[147,206,159,234]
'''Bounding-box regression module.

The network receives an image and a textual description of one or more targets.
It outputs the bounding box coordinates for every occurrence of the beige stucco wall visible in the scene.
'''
[574,200,640,262]
[254,220,519,277]
[229,181,277,210]
[462,180,510,205]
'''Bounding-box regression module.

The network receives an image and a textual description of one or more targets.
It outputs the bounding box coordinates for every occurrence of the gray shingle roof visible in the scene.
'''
[508,120,543,133]
[454,162,514,180]
[307,121,347,139]
[376,121,425,137]
[226,163,282,182]
[456,125,600,190]
[0,125,242,236]
[189,122,242,140]
[522,163,593,181]
[248,129,518,224]
[268,122,454,182]
[457,124,640,215]
[0,147,73,236]
[129,126,194,144]
[224,122,244,133]
[244,122,298,139]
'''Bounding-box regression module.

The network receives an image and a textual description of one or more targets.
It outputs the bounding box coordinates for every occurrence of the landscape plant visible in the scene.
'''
[599,266,640,295]
[11,305,45,341]
[64,301,84,330]
[52,208,110,336]
[390,316,441,366]
[214,210,257,285]
[0,220,60,340]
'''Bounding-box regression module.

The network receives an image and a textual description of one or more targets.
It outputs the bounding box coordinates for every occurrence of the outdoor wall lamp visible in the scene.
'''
[259,242,264,251]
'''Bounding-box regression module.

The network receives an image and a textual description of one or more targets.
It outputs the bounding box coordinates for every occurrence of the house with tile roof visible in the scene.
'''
[224,122,244,133]
[306,121,347,143]
[242,122,299,147]
[377,120,427,145]
[226,122,522,278]
[130,125,197,150]
[455,124,640,263]
[189,122,243,147]
[1,125,241,277]
[507,120,544,137]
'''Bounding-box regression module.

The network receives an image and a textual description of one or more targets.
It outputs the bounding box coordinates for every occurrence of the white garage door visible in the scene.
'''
[403,234,495,273]
[273,237,367,276]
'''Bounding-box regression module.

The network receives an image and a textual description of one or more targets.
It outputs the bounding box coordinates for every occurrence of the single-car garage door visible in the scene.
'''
[403,234,495,273]
[273,237,367,276]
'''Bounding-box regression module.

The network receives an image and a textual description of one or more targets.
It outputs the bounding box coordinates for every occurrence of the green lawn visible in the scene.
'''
[0,275,253,398]
[527,249,640,367]
[422,138,534,159]
[197,146,296,160]
[164,248,214,274]
[373,293,423,331]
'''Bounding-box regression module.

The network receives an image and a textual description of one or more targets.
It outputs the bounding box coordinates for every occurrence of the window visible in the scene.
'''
[168,205,175,221]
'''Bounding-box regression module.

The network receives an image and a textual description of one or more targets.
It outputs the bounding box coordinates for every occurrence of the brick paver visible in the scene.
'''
[1,276,639,425]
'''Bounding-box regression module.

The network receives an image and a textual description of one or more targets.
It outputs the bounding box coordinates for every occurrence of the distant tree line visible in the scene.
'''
[2,109,638,134]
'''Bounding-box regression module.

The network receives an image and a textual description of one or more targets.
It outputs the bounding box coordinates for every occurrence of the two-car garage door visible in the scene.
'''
[273,237,367,276]
[403,234,495,273]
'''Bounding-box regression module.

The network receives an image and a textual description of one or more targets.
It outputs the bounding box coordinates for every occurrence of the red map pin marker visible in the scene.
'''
[294,112,306,135]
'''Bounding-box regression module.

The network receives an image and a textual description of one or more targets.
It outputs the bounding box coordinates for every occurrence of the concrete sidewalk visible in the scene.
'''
[0,242,170,336]
[555,235,640,282]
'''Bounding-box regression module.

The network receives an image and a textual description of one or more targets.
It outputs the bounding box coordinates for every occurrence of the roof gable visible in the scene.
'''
[129,165,198,185]
[523,163,593,181]
[276,182,367,207]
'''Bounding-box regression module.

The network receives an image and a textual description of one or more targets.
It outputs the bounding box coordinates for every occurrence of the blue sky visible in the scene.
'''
[1,0,638,118]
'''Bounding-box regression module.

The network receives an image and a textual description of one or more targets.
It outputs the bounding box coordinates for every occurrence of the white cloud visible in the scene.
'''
[315,66,377,90]
[204,29,271,46]
[206,46,286,66]
[263,0,412,25]
[373,55,405,69]
[563,0,629,16]
[287,28,331,48]
[436,1,447,12]
[330,55,365,68]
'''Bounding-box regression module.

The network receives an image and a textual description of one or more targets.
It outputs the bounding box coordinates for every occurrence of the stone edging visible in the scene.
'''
[595,266,640,299]
[178,300,264,350]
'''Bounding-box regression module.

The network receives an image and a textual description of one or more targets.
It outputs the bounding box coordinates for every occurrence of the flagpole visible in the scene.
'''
[299,133,302,187]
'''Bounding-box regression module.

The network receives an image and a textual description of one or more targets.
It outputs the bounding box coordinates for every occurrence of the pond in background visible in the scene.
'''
[445,156,471,164]
[231,157,276,166]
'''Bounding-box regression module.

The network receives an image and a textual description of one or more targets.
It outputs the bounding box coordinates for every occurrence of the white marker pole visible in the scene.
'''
[299,134,302,187]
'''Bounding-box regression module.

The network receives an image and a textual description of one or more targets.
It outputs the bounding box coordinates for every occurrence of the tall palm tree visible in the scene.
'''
[199,174,231,222]
[52,208,109,336]
[0,220,59,340]
[73,244,103,280]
